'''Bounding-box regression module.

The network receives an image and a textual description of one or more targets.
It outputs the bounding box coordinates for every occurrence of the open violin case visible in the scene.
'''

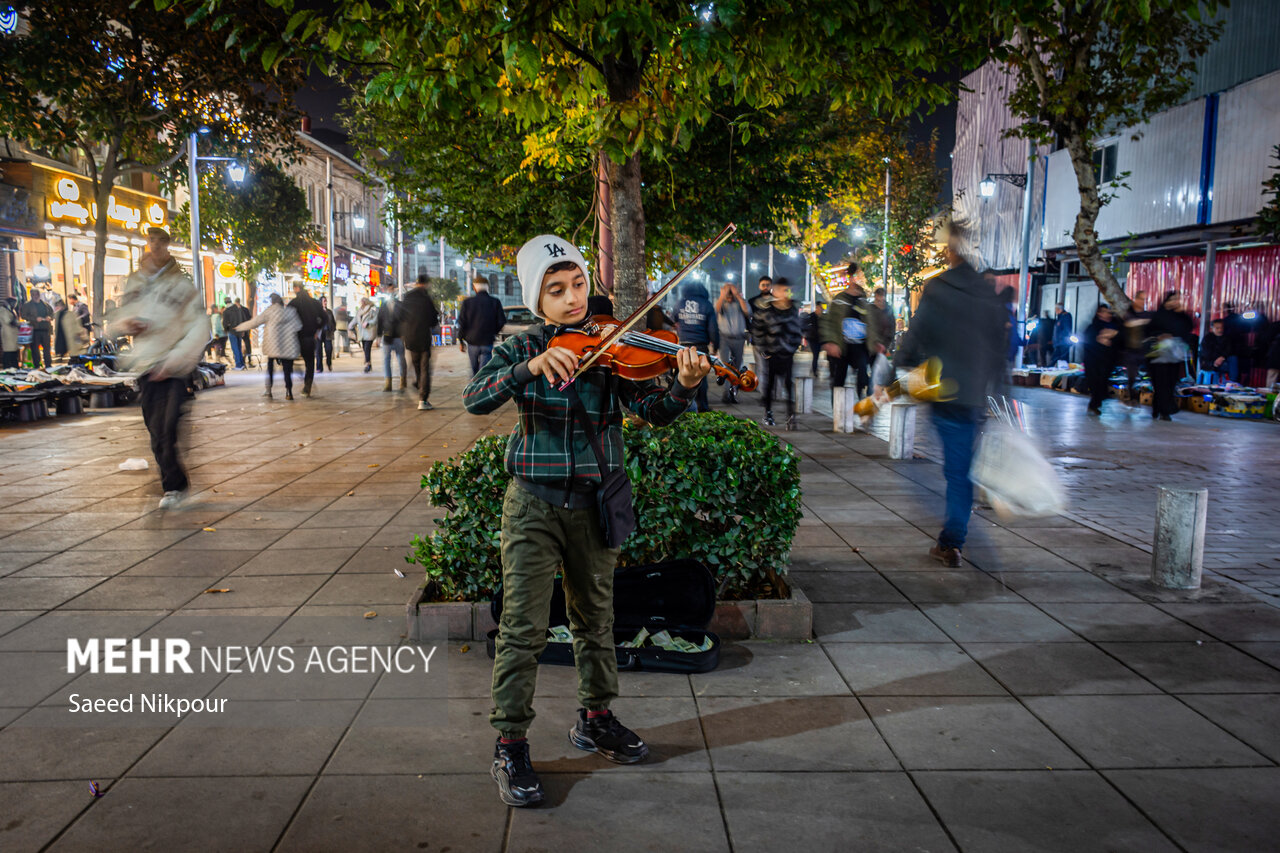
[485,558,720,673]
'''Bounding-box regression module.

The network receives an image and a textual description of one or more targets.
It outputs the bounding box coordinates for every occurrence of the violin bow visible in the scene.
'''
[559,222,737,390]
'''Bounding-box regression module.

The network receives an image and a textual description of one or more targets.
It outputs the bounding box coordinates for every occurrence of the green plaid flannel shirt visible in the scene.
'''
[462,325,696,485]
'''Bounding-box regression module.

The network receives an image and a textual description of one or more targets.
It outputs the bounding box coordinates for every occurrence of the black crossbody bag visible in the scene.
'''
[564,383,636,548]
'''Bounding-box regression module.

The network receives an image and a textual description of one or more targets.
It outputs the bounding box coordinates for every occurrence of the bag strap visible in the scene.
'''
[563,382,614,478]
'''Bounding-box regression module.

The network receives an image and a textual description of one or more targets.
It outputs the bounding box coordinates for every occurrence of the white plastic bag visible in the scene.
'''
[970,423,1065,519]
[871,353,893,388]
[118,458,150,471]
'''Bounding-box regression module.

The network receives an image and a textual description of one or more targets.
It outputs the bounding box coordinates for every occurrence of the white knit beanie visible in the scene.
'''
[516,234,589,319]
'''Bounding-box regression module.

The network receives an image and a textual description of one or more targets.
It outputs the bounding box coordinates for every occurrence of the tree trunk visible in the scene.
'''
[89,168,116,321]
[595,153,614,296]
[607,153,646,318]
[1065,131,1130,314]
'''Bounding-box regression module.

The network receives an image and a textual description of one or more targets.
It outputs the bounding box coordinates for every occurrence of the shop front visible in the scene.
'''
[0,161,169,312]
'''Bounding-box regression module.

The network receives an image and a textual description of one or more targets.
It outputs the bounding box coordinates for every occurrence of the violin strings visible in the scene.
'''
[619,332,728,369]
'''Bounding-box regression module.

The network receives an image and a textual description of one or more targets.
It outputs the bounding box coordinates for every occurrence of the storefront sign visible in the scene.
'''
[216,260,237,280]
[334,262,349,281]
[305,250,328,282]
[19,164,169,235]
[350,255,370,281]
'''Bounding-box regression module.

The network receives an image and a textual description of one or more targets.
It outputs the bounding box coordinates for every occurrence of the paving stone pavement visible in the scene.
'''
[0,348,1278,852]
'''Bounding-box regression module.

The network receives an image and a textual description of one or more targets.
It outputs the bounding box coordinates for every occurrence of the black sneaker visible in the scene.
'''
[569,709,649,764]
[491,738,544,807]
[763,411,775,426]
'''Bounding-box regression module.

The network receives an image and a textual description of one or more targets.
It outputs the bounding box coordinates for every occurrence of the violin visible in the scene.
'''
[551,315,758,391]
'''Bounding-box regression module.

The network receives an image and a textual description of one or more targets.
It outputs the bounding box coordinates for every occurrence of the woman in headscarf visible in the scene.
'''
[235,293,302,400]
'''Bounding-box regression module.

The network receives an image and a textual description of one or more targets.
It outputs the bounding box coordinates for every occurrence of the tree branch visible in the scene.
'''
[550,31,605,75]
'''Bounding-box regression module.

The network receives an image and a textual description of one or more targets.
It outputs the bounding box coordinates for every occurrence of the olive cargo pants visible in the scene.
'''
[490,482,621,738]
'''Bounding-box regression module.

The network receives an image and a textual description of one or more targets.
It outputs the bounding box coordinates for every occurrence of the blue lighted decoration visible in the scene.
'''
[0,7,18,35]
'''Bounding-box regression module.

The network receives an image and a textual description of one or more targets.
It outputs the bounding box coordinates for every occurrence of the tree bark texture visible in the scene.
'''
[595,153,615,296]
[89,163,118,321]
[608,153,647,319]
[1065,132,1130,314]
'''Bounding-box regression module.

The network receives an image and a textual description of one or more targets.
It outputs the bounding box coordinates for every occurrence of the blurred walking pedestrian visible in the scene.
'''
[356,296,377,373]
[375,283,408,392]
[1148,291,1194,421]
[221,298,250,369]
[896,222,1007,567]
[1083,304,1120,415]
[19,289,52,368]
[335,299,352,355]
[207,304,226,361]
[288,284,326,396]
[751,276,802,430]
[0,297,19,368]
[1121,290,1153,401]
[235,293,302,400]
[110,228,206,510]
[1052,303,1074,364]
[818,263,871,399]
[317,296,336,372]
[402,274,441,410]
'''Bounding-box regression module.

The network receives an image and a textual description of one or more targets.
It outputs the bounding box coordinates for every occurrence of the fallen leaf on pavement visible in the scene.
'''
[368,464,379,468]
[347,491,355,496]
[203,527,216,532]
[203,588,231,594]
[363,611,377,619]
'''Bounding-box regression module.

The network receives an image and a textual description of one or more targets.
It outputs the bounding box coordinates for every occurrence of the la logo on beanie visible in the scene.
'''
[545,243,567,258]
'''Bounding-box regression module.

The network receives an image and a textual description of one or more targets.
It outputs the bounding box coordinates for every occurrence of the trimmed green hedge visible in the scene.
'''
[409,412,802,601]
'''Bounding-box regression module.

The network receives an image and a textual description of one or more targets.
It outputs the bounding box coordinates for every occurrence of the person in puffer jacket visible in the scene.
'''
[676,281,719,412]
[750,277,803,429]
[236,293,303,400]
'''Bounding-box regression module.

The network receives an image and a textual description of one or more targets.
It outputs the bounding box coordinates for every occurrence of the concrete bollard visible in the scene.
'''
[831,386,857,433]
[1151,486,1207,589]
[793,377,814,414]
[888,402,916,459]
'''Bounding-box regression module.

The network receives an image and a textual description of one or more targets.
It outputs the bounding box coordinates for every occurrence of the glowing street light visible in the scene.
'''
[979,179,997,198]
[226,163,246,184]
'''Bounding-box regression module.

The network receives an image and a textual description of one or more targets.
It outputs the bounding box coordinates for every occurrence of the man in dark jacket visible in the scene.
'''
[19,291,53,368]
[375,283,408,392]
[402,274,441,410]
[288,284,326,396]
[676,280,719,412]
[458,274,506,376]
[221,298,250,369]
[1199,318,1236,382]
[751,277,803,429]
[1052,303,1074,364]
[896,225,1007,567]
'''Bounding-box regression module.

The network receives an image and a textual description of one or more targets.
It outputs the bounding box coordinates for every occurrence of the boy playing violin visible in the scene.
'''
[463,234,711,807]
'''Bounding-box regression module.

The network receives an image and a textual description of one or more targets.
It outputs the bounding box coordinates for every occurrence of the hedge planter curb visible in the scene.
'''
[405,583,812,643]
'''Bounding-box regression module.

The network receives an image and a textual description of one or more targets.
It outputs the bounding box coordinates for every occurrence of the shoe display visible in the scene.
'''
[157,490,187,511]
[491,738,544,807]
[568,708,649,764]
[929,544,963,568]
[418,400,433,411]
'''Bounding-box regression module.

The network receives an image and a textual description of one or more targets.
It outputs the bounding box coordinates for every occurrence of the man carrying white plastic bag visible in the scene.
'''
[896,222,1016,567]
[971,398,1066,520]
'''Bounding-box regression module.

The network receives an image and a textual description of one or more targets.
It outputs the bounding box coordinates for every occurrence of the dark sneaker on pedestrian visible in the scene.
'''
[763,410,775,426]
[491,738,544,807]
[569,708,649,764]
[929,544,962,568]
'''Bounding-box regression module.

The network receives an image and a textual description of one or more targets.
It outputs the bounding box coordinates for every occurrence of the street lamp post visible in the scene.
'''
[882,157,891,305]
[187,130,244,298]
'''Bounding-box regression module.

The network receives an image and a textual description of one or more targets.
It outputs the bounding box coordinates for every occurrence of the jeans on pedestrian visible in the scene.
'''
[490,482,620,738]
[29,329,51,368]
[298,336,317,390]
[318,336,333,371]
[467,343,494,376]
[762,353,795,417]
[932,404,982,551]
[266,357,294,393]
[408,347,432,402]
[139,374,190,494]
[229,332,245,369]
[1052,344,1071,364]
[361,339,373,366]
[383,336,406,378]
